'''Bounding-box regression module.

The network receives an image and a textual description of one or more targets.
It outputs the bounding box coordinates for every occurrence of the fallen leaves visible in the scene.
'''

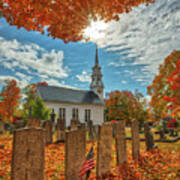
[0,134,179,179]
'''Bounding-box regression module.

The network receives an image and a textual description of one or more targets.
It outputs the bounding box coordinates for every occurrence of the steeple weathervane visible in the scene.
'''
[90,46,104,99]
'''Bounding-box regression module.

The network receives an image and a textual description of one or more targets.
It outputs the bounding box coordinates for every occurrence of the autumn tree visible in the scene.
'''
[22,81,49,120]
[147,50,180,121]
[0,0,154,43]
[105,90,148,125]
[0,79,21,123]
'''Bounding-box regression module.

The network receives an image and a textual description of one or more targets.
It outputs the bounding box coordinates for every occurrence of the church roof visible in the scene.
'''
[37,85,105,106]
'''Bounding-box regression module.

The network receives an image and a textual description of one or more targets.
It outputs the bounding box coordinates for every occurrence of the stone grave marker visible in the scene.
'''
[0,120,4,134]
[144,122,156,151]
[11,128,45,180]
[97,125,113,177]
[14,119,25,129]
[88,120,94,140]
[44,120,53,144]
[57,118,66,142]
[70,120,79,131]
[27,118,41,128]
[131,119,140,160]
[115,120,127,165]
[65,130,86,180]
[94,125,99,139]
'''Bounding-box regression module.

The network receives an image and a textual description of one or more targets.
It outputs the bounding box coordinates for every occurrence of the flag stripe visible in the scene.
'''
[78,146,95,177]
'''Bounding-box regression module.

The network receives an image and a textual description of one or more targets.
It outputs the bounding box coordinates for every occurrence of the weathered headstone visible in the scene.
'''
[57,118,66,142]
[65,130,86,180]
[70,120,79,131]
[94,125,99,139]
[144,122,156,151]
[78,123,86,130]
[44,120,53,144]
[88,120,94,140]
[14,119,25,129]
[112,122,117,138]
[27,118,41,128]
[11,128,45,180]
[97,125,113,177]
[115,120,127,165]
[131,119,140,160]
[0,120,4,134]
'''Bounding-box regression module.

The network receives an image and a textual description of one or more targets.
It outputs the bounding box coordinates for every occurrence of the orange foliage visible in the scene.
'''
[0,0,154,43]
[0,134,179,179]
[0,80,21,123]
[147,50,180,121]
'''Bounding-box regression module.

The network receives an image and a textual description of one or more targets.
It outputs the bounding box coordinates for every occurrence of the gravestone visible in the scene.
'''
[131,119,140,160]
[65,130,86,180]
[57,118,66,142]
[115,120,127,165]
[112,122,117,138]
[27,118,41,128]
[78,123,86,130]
[88,120,94,140]
[0,120,4,134]
[94,125,99,139]
[70,120,79,131]
[11,128,45,180]
[97,125,113,177]
[14,119,25,129]
[144,122,156,151]
[44,120,53,144]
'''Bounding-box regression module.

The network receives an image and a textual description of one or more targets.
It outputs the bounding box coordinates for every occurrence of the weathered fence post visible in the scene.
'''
[65,130,86,180]
[11,127,45,180]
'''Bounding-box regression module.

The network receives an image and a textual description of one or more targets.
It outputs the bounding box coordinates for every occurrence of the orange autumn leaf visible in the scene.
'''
[0,0,154,43]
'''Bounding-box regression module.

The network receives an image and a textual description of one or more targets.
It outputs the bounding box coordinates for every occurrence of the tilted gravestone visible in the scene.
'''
[131,119,140,160]
[115,120,127,165]
[44,120,53,144]
[11,128,45,180]
[65,130,86,180]
[27,118,41,128]
[57,118,66,142]
[97,125,113,177]
[144,122,155,151]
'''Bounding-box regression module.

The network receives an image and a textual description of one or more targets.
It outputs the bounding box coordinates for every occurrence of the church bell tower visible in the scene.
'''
[90,46,104,99]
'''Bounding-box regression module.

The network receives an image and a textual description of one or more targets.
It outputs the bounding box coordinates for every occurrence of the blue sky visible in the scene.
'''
[0,0,180,99]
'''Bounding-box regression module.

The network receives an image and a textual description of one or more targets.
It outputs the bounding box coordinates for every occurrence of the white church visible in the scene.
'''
[37,47,105,126]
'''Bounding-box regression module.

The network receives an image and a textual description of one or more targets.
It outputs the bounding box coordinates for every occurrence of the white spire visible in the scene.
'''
[90,46,104,99]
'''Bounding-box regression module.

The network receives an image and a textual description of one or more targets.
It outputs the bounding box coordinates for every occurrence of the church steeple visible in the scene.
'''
[90,46,104,99]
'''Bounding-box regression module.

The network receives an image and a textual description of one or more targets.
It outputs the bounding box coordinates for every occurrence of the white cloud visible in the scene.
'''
[92,0,180,83]
[0,76,19,86]
[121,80,127,84]
[0,38,69,80]
[76,71,91,82]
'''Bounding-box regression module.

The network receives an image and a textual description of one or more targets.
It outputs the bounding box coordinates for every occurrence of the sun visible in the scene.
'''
[83,19,108,42]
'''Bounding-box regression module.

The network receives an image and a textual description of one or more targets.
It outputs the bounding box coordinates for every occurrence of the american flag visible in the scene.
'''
[79,146,95,179]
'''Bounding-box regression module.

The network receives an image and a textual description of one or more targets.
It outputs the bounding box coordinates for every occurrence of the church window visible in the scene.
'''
[59,108,66,119]
[85,109,91,121]
[72,108,78,120]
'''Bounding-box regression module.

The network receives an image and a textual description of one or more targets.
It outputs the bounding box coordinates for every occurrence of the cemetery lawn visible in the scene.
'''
[0,134,180,180]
